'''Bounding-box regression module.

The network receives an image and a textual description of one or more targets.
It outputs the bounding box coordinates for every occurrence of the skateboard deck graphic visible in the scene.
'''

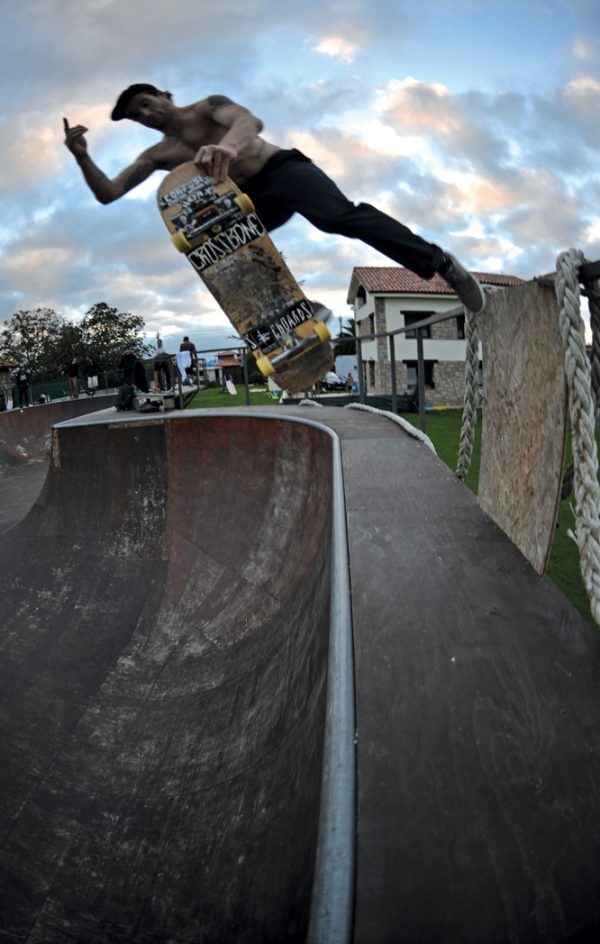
[157,163,333,392]
[478,279,568,574]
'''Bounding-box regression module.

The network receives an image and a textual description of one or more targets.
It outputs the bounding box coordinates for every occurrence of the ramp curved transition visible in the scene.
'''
[0,396,115,467]
[0,414,335,942]
[3,404,600,943]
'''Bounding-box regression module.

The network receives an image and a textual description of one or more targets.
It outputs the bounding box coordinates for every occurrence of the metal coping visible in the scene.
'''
[51,408,357,943]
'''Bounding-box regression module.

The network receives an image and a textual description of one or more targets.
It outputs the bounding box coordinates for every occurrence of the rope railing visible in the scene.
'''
[554,249,600,624]
[455,306,480,481]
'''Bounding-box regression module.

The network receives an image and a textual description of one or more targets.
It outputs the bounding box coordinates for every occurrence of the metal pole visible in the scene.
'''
[389,334,397,414]
[417,328,426,433]
[175,358,184,409]
[356,339,366,403]
[243,350,250,406]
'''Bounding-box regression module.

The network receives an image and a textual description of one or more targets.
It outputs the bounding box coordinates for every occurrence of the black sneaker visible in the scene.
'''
[440,252,485,313]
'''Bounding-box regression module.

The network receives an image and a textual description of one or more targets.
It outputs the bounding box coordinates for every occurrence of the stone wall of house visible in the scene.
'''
[431,361,465,406]
[375,298,387,360]
[368,361,465,405]
[431,318,461,340]
[360,306,469,404]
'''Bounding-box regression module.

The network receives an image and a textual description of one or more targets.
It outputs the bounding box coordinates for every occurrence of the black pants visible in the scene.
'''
[245,149,444,279]
[154,358,171,390]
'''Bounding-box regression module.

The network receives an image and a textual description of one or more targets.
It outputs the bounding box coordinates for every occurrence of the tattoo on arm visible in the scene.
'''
[207,95,234,111]
[124,161,154,191]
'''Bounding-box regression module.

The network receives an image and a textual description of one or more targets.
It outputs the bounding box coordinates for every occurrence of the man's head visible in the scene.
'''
[111,83,173,123]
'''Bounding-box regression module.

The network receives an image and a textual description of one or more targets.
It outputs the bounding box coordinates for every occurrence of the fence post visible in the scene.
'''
[417,328,426,433]
[243,350,250,405]
[389,334,398,414]
[356,339,366,403]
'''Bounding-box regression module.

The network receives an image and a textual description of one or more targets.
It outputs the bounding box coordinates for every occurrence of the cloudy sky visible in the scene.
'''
[1,0,599,354]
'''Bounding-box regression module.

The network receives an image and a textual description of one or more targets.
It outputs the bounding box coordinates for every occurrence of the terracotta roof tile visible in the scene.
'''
[352,266,524,297]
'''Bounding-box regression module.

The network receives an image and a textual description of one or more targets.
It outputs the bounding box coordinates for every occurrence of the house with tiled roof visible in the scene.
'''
[347,266,523,406]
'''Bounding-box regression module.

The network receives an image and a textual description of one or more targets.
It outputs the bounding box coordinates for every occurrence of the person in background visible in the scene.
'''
[84,356,99,395]
[66,358,80,398]
[153,335,172,391]
[15,366,30,407]
[119,347,136,385]
[179,335,198,382]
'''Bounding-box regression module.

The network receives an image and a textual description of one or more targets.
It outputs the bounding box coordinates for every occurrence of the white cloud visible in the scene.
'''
[571,36,598,61]
[1,0,600,343]
[312,36,357,63]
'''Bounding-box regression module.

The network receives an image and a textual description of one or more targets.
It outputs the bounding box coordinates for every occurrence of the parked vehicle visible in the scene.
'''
[319,371,346,391]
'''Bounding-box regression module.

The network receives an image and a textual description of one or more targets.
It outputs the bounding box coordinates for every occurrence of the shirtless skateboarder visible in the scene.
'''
[63,83,485,313]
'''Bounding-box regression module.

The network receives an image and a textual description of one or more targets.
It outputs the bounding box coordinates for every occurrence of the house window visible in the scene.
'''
[405,361,435,389]
[403,312,432,339]
[368,313,375,336]
[456,315,465,339]
[368,360,376,387]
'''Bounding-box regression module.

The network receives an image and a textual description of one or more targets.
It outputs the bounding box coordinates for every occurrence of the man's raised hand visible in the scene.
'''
[63,117,89,158]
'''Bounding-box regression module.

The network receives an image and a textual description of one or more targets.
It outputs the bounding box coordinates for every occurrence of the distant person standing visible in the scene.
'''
[153,335,172,391]
[66,359,80,398]
[179,335,197,381]
[119,347,136,385]
[84,357,99,395]
[15,366,30,407]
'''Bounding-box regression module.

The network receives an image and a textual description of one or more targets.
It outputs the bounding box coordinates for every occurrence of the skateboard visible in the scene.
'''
[157,163,333,392]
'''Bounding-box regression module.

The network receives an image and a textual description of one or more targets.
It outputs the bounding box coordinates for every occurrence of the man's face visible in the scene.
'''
[124,92,172,129]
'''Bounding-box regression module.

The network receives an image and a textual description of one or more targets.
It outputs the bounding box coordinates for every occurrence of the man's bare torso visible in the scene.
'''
[146,101,280,186]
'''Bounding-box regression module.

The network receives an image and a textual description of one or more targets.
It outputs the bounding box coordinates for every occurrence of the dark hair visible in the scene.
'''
[111,83,167,121]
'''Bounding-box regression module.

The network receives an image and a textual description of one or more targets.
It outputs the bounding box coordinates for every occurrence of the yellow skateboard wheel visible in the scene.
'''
[313,321,331,342]
[235,194,255,216]
[256,355,275,377]
[171,230,192,252]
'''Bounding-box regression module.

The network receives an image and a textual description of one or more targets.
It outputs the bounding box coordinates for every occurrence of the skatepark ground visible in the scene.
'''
[1,399,600,943]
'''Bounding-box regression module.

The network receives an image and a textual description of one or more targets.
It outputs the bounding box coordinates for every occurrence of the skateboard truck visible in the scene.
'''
[251,301,332,377]
[171,191,255,252]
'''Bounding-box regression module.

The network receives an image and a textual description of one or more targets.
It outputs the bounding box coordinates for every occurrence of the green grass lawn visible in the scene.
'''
[186,391,594,629]
[187,385,275,409]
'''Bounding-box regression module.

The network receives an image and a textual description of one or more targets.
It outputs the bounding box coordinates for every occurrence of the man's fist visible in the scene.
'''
[194,143,237,184]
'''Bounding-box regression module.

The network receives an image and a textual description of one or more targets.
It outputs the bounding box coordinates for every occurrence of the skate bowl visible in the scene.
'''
[0,395,116,468]
[0,411,352,943]
[2,406,600,942]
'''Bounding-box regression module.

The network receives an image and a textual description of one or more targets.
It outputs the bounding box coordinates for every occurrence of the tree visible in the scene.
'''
[0,307,72,380]
[0,302,149,381]
[79,303,149,369]
[333,318,356,358]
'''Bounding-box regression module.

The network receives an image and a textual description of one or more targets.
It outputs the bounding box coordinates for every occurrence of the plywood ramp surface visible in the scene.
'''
[0,405,599,943]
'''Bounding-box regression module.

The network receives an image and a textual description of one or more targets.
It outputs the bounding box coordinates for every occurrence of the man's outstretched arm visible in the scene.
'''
[63,117,157,204]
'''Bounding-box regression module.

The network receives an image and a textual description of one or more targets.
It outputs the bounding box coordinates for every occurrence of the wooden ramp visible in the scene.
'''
[0,406,599,943]
[478,279,568,573]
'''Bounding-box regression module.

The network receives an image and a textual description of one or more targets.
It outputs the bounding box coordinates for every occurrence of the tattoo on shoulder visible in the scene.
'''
[207,95,233,111]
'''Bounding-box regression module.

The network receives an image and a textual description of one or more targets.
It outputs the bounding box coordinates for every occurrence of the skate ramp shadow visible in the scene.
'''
[0,414,335,943]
